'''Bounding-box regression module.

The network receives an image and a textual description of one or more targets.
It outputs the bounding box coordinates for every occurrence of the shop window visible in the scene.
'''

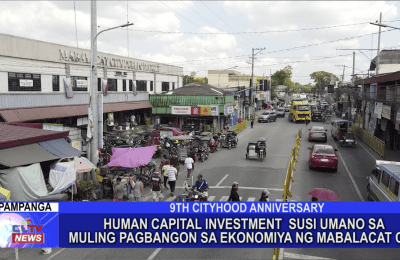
[129,80,133,91]
[8,72,41,91]
[162,82,169,92]
[172,82,175,90]
[381,171,390,187]
[136,80,147,91]
[123,79,126,91]
[71,76,88,91]
[107,78,117,91]
[150,81,154,92]
[389,177,399,197]
[52,75,59,92]
[98,78,101,91]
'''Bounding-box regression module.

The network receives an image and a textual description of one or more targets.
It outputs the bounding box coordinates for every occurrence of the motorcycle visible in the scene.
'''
[209,139,219,153]
[196,146,208,162]
[139,161,157,187]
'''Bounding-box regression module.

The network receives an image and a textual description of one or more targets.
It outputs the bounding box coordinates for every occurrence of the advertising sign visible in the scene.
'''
[63,78,73,98]
[381,105,391,120]
[374,102,383,119]
[43,124,63,132]
[19,79,33,87]
[200,106,211,116]
[102,79,108,96]
[224,105,234,116]
[171,106,191,115]
[76,80,88,88]
[191,107,200,116]
[210,105,219,116]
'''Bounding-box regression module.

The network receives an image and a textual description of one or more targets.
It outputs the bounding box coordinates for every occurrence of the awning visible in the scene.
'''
[39,138,82,158]
[0,143,60,167]
[0,101,153,123]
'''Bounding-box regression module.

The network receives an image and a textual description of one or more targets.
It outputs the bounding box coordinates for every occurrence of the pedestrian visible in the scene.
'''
[166,163,178,196]
[130,114,136,126]
[95,162,103,200]
[113,177,124,202]
[170,154,180,178]
[133,177,145,201]
[159,155,167,172]
[150,171,163,201]
[311,196,318,201]
[259,189,269,201]
[251,118,254,128]
[162,160,170,189]
[185,154,195,180]
[238,118,242,124]
[305,118,309,126]
[228,182,240,201]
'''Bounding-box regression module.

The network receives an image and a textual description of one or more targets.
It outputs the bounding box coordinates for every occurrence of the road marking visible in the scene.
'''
[220,196,229,201]
[329,133,365,201]
[209,186,284,191]
[208,196,216,201]
[165,196,176,201]
[46,248,65,260]
[357,138,380,160]
[284,252,336,260]
[239,197,243,201]
[247,197,255,201]
[147,248,162,260]
[216,174,229,187]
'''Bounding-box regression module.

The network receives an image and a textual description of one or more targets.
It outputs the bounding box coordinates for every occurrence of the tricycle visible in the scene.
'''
[339,132,357,148]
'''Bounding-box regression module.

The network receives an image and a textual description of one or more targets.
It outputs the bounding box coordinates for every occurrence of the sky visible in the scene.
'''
[1,1,400,85]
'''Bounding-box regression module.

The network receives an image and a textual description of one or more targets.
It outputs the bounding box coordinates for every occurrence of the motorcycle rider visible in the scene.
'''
[259,189,269,201]
[191,174,209,201]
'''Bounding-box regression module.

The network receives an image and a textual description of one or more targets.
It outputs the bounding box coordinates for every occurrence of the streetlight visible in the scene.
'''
[218,66,238,87]
[89,1,133,165]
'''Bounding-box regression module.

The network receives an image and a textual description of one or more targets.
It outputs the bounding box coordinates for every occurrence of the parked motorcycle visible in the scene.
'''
[196,146,208,162]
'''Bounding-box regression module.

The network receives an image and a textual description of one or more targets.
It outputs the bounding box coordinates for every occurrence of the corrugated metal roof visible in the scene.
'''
[0,124,69,149]
[172,83,232,95]
[39,138,83,158]
[0,143,60,167]
[0,101,152,123]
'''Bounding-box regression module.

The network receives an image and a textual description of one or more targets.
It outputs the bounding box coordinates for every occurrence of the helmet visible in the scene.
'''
[174,140,179,144]
[262,189,270,195]
[232,181,238,186]
[154,170,159,176]
[197,174,203,180]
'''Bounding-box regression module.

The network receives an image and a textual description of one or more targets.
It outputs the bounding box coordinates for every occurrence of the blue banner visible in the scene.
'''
[3,202,400,248]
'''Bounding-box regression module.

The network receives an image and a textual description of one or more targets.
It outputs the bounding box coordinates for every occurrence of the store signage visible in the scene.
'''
[200,106,211,116]
[374,102,383,119]
[191,107,200,116]
[43,123,63,132]
[382,105,391,120]
[171,106,191,115]
[59,49,161,72]
[210,106,219,116]
[63,78,73,98]
[224,105,234,116]
[19,79,33,87]
[76,80,88,88]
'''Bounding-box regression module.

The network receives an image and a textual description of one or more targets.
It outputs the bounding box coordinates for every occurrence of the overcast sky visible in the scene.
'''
[2,1,400,84]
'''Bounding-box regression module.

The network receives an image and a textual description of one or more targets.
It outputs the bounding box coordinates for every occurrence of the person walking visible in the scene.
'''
[113,177,124,202]
[251,118,254,128]
[133,177,145,201]
[228,182,240,201]
[185,155,195,180]
[305,118,310,126]
[166,163,178,196]
[170,154,180,179]
[311,196,318,201]
[259,189,269,201]
[162,160,170,190]
[159,155,168,172]
[150,171,163,201]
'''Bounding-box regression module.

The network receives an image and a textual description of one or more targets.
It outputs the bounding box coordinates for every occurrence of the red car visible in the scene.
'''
[308,144,338,172]
[159,127,186,136]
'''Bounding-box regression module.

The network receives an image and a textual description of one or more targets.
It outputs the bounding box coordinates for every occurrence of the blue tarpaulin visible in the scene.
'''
[39,138,82,158]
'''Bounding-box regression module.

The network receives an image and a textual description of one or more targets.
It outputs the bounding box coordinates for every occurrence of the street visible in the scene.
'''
[4,112,400,260]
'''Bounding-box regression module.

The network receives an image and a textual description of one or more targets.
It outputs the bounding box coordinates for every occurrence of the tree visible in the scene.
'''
[271,65,293,86]
[183,75,195,85]
[194,77,208,84]
[310,71,339,89]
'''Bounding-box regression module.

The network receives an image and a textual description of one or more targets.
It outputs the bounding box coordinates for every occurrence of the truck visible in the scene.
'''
[288,100,311,122]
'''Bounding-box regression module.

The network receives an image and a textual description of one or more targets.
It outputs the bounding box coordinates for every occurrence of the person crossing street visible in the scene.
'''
[228,182,240,201]
[150,171,163,202]
[166,163,178,196]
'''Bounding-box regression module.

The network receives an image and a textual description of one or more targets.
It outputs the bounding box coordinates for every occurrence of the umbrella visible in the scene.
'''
[308,188,339,201]
[74,157,93,173]
[76,156,96,170]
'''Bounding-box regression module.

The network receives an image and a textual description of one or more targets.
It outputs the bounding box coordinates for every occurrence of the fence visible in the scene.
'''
[352,124,385,158]
[233,120,248,134]
[273,128,302,260]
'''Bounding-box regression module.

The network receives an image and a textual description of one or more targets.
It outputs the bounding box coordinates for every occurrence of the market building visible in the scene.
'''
[149,83,234,133]
[0,33,183,152]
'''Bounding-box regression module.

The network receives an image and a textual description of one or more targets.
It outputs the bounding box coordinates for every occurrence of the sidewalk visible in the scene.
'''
[383,146,400,162]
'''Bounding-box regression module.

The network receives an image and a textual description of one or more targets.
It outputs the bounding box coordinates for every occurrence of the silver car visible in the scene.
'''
[257,111,277,123]
[276,108,285,117]
[308,126,328,142]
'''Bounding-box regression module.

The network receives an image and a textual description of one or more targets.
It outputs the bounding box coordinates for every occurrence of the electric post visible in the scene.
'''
[250,47,266,118]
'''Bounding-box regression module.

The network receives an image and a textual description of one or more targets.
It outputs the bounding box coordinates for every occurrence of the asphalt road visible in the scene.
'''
[4,112,400,260]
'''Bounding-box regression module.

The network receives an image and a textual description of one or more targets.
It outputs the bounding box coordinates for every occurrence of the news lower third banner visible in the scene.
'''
[2,202,400,248]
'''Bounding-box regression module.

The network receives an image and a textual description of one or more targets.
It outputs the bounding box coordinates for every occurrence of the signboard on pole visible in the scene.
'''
[382,105,391,120]
[328,85,334,93]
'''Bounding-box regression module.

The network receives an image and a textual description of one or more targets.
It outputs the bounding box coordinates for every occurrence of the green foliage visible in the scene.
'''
[77,179,93,192]
[310,71,339,88]
[194,77,208,84]
[183,75,208,85]
[271,65,293,86]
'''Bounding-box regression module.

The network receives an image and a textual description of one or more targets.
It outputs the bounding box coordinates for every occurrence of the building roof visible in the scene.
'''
[172,83,232,95]
[370,49,400,71]
[0,101,152,123]
[0,124,69,149]
[361,70,400,85]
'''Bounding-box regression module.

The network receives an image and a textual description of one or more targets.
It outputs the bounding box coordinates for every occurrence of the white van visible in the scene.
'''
[367,160,400,201]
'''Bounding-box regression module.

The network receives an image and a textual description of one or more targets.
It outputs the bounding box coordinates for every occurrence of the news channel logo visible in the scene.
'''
[0,213,44,248]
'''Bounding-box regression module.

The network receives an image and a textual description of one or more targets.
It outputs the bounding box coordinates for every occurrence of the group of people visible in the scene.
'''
[228,182,269,201]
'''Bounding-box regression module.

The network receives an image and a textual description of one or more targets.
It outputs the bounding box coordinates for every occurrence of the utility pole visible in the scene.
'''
[348,52,355,122]
[377,12,382,75]
[250,47,266,118]
[90,0,98,165]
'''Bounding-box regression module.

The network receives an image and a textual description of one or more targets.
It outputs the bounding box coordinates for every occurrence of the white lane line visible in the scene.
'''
[220,196,229,201]
[284,252,336,260]
[147,248,162,260]
[329,133,364,201]
[165,196,176,201]
[208,196,216,201]
[239,197,243,201]
[46,248,65,260]
[209,186,284,191]
[216,174,229,187]
[247,197,255,201]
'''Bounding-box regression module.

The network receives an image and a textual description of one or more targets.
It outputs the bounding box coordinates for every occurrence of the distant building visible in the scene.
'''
[208,70,258,88]
[370,49,400,75]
